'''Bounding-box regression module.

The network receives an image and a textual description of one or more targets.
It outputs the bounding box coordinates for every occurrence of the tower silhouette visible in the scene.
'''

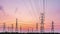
[40,0,45,33]
[15,18,18,32]
[40,13,45,33]
[36,23,38,32]
[51,21,54,33]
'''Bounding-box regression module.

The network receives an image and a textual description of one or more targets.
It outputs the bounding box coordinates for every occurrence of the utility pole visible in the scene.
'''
[51,21,54,33]
[15,18,18,33]
[40,0,45,33]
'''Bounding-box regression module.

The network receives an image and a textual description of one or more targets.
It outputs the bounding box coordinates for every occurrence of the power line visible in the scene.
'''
[29,0,37,20]
[23,0,34,18]
[23,0,38,22]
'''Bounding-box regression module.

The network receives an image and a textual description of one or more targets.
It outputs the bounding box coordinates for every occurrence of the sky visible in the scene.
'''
[0,0,60,33]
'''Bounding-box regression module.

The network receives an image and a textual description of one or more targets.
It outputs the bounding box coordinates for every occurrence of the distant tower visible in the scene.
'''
[15,18,18,32]
[40,0,45,33]
[3,23,6,32]
[14,8,18,32]
[36,23,38,32]
[40,13,45,33]
[11,24,13,32]
[51,21,54,33]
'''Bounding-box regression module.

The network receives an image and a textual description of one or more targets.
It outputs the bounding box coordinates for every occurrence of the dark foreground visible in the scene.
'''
[0,32,60,34]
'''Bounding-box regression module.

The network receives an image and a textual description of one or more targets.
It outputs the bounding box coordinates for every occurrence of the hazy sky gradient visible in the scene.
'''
[0,0,60,32]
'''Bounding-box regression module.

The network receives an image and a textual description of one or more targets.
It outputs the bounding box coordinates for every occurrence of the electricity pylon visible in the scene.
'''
[15,18,18,32]
[51,21,54,33]
[40,0,45,33]
[36,23,38,32]
[40,13,45,33]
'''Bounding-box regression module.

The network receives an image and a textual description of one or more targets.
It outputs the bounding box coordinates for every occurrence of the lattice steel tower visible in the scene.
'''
[40,0,45,33]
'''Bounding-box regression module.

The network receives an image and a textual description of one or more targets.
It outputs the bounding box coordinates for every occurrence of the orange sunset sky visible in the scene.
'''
[0,0,60,32]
